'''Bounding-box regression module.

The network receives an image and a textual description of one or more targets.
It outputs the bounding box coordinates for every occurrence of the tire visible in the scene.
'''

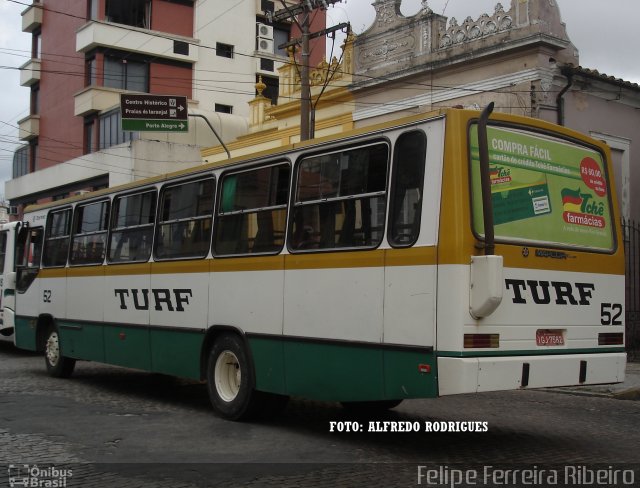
[44,325,76,378]
[341,399,403,411]
[206,334,262,420]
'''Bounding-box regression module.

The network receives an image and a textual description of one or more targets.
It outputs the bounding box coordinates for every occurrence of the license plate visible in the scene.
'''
[536,329,564,346]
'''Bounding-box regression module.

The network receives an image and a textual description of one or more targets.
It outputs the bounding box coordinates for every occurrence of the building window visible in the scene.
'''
[32,29,41,59]
[86,57,96,86]
[216,42,234,59]
[84,117,96,154]
[30,84,39,115]
[99,109,136,150]
[30,140,38,172]
[104,56,149,92]
[105,0,150,28]
[274,26,289,57]
[261,0,275,13]
[215,104,233,114]
[12,146,28,178]
[87,0,99,20]
[258,75,278,105]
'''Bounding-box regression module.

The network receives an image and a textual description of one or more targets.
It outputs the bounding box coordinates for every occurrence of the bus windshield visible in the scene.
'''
[470,123,615,252]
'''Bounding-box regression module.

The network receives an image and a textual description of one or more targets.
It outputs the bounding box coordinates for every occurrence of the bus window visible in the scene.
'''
[16,227,43,293]
[214,163,290,256]
[290,143,388,251]
[388,131,427,247]
[0,231,7,272]
[42,208,72,267]
[70,200,109,265]
[155,177,215,260]
[108,190,157,263]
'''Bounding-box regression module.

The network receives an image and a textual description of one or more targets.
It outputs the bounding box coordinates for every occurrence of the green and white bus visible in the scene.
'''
[0,221,21,341]
[13,106,626,419]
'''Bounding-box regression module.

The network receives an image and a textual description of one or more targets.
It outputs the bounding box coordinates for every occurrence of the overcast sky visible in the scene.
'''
[1,0,639,195]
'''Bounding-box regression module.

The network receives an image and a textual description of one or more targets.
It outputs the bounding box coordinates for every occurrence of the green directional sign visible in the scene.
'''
[121,119,189,132]
[120,94,189,133]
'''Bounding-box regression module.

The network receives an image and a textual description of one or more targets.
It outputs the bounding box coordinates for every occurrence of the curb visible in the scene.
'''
[538,386,640,400]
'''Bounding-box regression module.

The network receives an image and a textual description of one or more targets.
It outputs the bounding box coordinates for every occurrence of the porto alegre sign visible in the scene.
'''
[120,94,189,132]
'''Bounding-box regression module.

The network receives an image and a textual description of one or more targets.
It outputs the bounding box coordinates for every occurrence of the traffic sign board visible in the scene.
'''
[120,94,189,132]
[121,119,189,132]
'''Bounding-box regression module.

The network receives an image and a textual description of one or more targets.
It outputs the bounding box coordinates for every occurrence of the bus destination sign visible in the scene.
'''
[120,94,189,132]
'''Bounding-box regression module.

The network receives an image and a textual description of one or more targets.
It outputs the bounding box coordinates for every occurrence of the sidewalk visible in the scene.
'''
[545,362,640,399]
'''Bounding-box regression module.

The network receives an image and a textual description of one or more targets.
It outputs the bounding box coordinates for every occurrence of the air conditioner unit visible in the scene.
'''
[9,206,18,216]
[257,38,274,54]
[256,22,274,40]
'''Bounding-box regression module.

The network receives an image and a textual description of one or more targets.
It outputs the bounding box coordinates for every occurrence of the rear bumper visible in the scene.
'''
[437,352,627,395]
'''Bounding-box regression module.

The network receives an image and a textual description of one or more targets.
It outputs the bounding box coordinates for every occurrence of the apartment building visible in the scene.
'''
[7,0,326,216]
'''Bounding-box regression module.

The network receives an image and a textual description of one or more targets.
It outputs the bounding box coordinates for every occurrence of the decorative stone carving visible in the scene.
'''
[439,2,513,49]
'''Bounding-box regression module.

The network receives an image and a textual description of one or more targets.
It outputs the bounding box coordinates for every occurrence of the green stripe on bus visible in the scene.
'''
[249,336,438,401]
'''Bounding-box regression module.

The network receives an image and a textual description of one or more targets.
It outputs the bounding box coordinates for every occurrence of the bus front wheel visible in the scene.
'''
[206,334,261,420]
[44,325,76,378]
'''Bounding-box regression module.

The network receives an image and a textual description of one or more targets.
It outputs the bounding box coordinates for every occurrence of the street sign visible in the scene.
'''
[120,94,189,132]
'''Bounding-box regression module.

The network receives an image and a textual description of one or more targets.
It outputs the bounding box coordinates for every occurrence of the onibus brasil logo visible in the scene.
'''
[561,187,606,228]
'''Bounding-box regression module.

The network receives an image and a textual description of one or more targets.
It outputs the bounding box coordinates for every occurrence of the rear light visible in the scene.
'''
[598,333,624,345]
[464,333,499,348]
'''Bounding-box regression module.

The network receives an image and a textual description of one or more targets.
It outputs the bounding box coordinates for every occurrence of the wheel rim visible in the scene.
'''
[214,350,241,402]
[46,331,60,367]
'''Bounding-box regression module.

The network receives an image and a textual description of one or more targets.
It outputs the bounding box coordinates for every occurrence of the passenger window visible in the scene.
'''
[388,131,427,247]
[109,190,157,263]
[70,200,110,265]
[43,208,72,267]
[290,143,388,251]
[214,163,290,255]
[155,178,215,260]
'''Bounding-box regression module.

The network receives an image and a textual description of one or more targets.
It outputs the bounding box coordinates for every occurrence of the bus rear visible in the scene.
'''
[436,107,626,395]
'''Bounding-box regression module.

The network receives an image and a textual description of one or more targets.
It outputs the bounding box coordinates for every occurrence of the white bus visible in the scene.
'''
[0,221,21,341]
[13,106,626,419]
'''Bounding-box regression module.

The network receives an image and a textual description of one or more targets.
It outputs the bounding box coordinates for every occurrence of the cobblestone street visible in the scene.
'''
[1,341,639,487]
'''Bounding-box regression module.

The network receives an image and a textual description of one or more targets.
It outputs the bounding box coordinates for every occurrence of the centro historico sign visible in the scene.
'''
[120,94,188,132]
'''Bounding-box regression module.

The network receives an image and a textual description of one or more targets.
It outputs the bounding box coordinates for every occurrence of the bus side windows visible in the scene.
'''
[214,163,290,256]
[388,131,427,247]
[290,143,389,251]
[155,178,215,260]
[108,190,157,263]
[70,200,109,266]
[42,208,72,268]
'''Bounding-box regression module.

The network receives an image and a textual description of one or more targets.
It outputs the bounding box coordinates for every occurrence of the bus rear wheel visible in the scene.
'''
[206,334,262,420]
[206,334,289,421]
[44,325,76,378]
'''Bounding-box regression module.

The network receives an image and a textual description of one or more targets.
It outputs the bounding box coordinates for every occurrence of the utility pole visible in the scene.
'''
[269,1,344,141]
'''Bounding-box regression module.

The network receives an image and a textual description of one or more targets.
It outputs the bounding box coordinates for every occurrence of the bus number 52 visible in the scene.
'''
[601,303,622,325]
